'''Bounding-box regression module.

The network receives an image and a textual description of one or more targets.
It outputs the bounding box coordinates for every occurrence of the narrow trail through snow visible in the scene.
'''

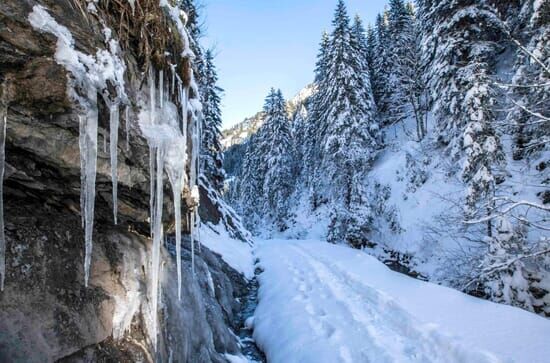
[250,239,550,363]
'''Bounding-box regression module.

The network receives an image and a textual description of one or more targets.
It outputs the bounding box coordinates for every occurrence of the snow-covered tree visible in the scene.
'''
[262,89,295,231]
[417,0,505,156]
[461,62,505,237]
[233,132,266,231]
[230,89,295,231]
[303,32,330,193]
[371,13,392,122]
[506,1,550,160]
[365,24,377,88]
[314,0,381,246]
[385,1,428,135]
[200,50,225,192]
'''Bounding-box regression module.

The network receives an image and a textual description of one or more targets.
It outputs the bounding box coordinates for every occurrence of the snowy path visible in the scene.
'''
[251,239,550,363]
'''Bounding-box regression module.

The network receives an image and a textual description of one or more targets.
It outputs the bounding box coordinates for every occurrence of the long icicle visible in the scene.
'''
[79,116,86,229]
[149,145,155,237]
[159,70,164,109]
[197,113,202,253]
[151,145,165,350]
[0,103,6,291]
[190,211,195,275]
[82,89,99,288]
[172,177,182,300]
[109,101,120,225]
[167,148,185,299]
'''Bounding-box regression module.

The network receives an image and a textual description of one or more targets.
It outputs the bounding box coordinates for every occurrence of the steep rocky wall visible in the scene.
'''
[0,0,247,361]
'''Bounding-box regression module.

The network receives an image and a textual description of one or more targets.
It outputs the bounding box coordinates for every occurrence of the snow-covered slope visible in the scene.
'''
[253,239,550,363]
[200,223,255,279]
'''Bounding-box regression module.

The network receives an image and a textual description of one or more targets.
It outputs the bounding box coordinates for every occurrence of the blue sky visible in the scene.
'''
[201,0,389,129]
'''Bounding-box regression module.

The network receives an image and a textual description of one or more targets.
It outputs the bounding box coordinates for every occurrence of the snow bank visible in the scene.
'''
[200,223,254,279]
[253,239,550,363]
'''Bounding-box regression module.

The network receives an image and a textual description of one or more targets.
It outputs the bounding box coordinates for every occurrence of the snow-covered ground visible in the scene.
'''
[251,239,550,363]
[200,223,255,279]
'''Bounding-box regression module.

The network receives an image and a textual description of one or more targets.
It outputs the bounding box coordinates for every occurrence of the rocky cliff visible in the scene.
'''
[0,0,247,361]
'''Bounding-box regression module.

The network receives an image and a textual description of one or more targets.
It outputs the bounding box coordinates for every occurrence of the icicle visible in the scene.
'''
[196,210,201,253]
[151,145,165,350]
[0,104,6,291]
[109,101,120,225]
[149,145,155,237]
[80,89,99,288]
[159,70,164,109]
[170,64,176,96]
[103,131,107,153]
[79,116,86,229]
[149,69,156,125]
[125,105,130,151]
[174,188,182,299]
[167,153,184,300]
[190,211,195,275]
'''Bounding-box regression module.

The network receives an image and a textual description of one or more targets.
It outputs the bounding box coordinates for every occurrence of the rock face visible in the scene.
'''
[0,0,247,361]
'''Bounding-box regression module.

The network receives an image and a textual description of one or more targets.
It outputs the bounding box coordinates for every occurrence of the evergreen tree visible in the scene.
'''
[262,89,294,231]
[371,12,392,121]
[351,15,376,114]
[200,50,225,192]
[303,31,331,193]
[507,1,550,160]
[314,0,381,246]
[461,62,504,232]
[234,132,266,231]
[417,0,506,233]
[231,89,295,232]
[386,0,419,126]
[365,24,377,88]
[418,0,504,156]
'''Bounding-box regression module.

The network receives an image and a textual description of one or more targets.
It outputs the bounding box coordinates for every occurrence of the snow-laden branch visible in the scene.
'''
[504,29,550,76]
[494,81,550,89]
[463,200,550,225]
[463,248,550,290]
[508,97,550,122]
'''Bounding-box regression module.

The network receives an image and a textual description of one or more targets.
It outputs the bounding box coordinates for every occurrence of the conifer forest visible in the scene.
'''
[0,0,549,362]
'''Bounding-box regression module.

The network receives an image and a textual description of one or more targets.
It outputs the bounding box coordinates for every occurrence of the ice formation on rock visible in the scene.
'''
[0,100,6,291]
[108,99,120,224]
[29,2,203,347]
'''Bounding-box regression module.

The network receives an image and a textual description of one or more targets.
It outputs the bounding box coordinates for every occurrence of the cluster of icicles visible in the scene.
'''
[4,3,202,351]
[144,68,203,349]
[78,67,203,349]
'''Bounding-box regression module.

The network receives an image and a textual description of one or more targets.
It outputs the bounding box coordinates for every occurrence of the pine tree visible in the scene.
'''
[351,15,376,116]
[507,1,550,160]
[230,89,295,232]
[262,89,294,231]
[303,31,330,194]
[417,0,506,232]
[233,132,266,231]
[365,24,377,89]
[418,0,505,157]
[386,0,419,126]
[200,50,225,192]
[371,12,392,122]
[461,63,504,232]
[314,0,381,247]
